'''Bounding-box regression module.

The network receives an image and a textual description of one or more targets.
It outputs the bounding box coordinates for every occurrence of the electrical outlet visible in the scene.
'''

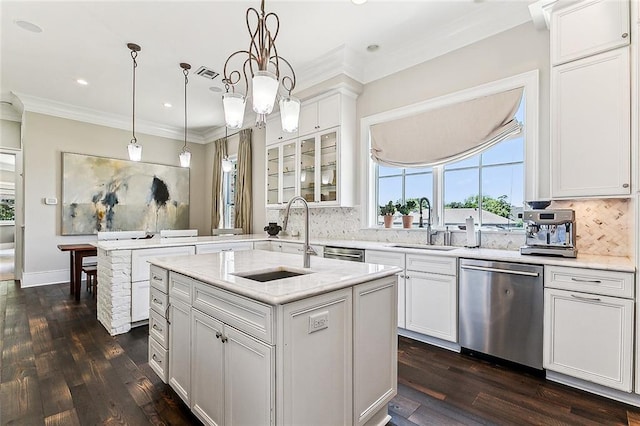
[308,311,329,334]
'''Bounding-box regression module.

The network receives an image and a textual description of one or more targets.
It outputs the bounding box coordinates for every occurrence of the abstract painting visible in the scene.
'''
[62,152,190,235]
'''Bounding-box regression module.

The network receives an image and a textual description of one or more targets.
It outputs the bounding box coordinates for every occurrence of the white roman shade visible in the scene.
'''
[370,87,524,167]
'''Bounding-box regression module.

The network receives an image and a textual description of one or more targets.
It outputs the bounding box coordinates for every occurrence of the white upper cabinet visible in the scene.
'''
[551,0,630,65]
[550,47,631,197]
[298,93,341,137]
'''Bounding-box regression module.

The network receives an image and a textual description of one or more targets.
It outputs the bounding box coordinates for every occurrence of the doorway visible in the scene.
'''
[0,151,17,281]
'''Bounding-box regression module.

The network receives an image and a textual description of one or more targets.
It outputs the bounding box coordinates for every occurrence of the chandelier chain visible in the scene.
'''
[130,49,138,144]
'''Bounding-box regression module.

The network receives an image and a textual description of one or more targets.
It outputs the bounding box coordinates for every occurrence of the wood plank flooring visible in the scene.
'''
[2,280,640,425]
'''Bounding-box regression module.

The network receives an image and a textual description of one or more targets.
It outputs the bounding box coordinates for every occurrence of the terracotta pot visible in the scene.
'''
[383,215,393,228]
[402,215,413,229]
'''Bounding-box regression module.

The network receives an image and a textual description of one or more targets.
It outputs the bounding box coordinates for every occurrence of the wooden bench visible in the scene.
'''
[82,265,98,296]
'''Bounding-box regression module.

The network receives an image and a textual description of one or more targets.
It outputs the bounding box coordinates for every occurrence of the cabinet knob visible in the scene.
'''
[622,183,629,188]
[622,32,628,38]
[215,331,222,339]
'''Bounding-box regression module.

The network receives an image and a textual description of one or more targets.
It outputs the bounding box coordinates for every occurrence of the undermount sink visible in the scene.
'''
[389,243,458,251]
[234,267,311,282]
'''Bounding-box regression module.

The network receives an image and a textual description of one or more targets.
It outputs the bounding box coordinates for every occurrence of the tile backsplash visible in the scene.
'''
[267,198,632,257]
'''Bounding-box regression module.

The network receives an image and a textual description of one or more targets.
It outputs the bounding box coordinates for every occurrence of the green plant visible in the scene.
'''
[395,200,417,216]
[379,200,396,216]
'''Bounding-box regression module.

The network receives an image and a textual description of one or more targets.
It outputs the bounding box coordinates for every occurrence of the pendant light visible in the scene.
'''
[127,43,142,162]
[221,0,300,131]
[179,63,192,168]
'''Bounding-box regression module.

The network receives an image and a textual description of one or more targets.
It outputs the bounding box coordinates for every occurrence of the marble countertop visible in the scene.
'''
[149,250,401,305]
[93,233,636,273]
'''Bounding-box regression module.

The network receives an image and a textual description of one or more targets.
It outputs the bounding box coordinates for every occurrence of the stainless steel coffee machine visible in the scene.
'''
[520,209,577,258]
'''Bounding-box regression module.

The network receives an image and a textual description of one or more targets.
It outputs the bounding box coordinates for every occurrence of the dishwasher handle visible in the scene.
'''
[460,264,540,277]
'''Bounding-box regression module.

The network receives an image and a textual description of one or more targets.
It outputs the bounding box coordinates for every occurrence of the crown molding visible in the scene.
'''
[12,92,209,144]
[0,106,21,122]
[295,45,366,93]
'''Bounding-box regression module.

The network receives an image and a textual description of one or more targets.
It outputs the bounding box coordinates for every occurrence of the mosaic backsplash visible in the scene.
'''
[268,198,631,257]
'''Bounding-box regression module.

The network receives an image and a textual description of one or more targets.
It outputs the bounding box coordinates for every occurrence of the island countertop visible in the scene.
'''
[149,249,402,305]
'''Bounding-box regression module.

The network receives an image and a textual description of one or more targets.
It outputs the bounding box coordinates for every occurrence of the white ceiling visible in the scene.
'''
[1,0,534,142]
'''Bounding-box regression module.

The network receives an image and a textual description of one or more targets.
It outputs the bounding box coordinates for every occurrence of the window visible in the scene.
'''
[364,71,538,230]
[222,157,237,229]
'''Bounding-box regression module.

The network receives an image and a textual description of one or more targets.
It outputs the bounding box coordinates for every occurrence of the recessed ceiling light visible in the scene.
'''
[351,0,367,4]
[366,44,380,52]
[209,86,222,93]
[164,102,172,108]
[76,79,89,86]
[14,20,42,33]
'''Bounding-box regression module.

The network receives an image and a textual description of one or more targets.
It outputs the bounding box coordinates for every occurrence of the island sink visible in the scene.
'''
[233,267,310,282]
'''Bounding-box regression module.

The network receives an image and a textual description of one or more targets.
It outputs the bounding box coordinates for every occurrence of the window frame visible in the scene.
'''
[222,155,238,229]
[360,70,539,229]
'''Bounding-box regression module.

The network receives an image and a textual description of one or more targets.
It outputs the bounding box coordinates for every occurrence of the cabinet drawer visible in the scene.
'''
[169,272,195,303]
[406,254,456,276]
[193,282,274,344]
[149,337,168,383]
[150,286,169,315]
[195,242,254,254]
[365,250,405,268]
[149,309,169,347]
[545,265,634,299]
[150,265,169,292]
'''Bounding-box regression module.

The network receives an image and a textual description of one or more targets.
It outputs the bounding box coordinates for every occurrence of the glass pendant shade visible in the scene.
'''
[221,157,233,173]
[223,93,246,129]
[128,141,142,162]
[179,150,191,168]
[279,96,300,133]
[252,71,279,114]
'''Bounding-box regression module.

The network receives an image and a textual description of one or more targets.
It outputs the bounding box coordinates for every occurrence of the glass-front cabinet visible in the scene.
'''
[266,146,280,205]
[319,130,337,203]
[282,142,297,203]
[300,136,316,203]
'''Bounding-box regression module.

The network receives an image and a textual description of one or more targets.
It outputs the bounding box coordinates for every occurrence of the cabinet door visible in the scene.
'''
[266,115,283,145]
[551,0,630,65]
[191,310,224,426]
[317,93,340,130]
[406,271,457,342]
[299,135,317,203]
[551,47,630,197]
[168,298,192,405]
[365,250,406,328]
[224,326,274,426]
[319,129,338,204]
[282,141,298,204]
[298,101,318,136]
[131,280,150,322]
[266,145,281,206]
[544,288,633,392]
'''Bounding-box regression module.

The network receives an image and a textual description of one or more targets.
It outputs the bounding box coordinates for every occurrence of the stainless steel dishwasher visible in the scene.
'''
[459,258,544,369]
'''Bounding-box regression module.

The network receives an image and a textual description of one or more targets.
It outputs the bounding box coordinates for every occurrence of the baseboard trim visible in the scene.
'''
[21,269,69,287]
[398,328,461,353]
[546,371,640,407]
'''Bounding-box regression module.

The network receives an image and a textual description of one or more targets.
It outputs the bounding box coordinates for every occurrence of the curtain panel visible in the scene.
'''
[370,87,524,168]
[234,128,252,234]
[211,136,227,230]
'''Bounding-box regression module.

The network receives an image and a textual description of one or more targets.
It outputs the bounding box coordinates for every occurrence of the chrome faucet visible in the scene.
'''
[283,196,316,268]
[418,197,435,245]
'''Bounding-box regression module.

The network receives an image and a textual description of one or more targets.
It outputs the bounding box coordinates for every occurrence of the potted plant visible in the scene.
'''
[395,200,417,229]
[379,201,396,228]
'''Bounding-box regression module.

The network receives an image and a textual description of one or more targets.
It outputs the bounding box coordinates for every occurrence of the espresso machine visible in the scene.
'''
[520,209,577,258]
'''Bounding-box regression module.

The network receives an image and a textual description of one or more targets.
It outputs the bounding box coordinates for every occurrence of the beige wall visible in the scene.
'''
[357,22,551,197]
[21,112,207,286]
[1,119,21,149]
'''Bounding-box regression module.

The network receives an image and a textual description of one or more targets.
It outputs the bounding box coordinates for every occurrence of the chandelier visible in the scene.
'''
[221,0,300,133]
[179,63,192,168]
[127,43,142,161]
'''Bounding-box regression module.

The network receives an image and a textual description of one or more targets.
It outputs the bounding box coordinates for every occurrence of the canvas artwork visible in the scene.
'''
[62,152,190,235]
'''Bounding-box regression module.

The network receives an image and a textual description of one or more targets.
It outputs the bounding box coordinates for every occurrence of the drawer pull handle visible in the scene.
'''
[571,277,602,284]
[152,324,162,332]
[165,303,171,324]
[152,275,162,281]
[215,331,222,339]
[570,294,601,302]
[152,298,163,305]
[221,336,228,343]
[622,32,628,38]
[152,354,162,364]
[221,248,233,252]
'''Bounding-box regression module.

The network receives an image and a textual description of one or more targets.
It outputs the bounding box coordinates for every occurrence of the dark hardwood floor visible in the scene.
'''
[2,280,640,425]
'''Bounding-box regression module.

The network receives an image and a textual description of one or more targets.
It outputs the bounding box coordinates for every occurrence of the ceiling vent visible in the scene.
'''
[195,66,219,80]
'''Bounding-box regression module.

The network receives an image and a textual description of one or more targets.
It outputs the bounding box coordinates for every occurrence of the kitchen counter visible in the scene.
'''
[92,234,268,251]
[149,249,401,305]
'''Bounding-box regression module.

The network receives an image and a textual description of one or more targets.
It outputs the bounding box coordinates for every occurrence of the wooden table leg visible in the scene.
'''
[69,251,75,295]
[74,252,85,301]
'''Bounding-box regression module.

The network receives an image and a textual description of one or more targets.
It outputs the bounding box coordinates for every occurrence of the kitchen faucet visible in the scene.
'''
[283,195,316,268]
[418,197,435,245]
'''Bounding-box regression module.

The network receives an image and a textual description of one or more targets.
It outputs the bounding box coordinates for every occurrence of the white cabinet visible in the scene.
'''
[550,47,631,197]
[544,266,635,392]
[298,93,341,137]
[168,297,192,405]
[131,245,195,322]
[405,254,457,343]
[551,0,630,65]
[191,309,274,426]
[148,265,169,382]
[365,250,405,328]
[265,91,356,208]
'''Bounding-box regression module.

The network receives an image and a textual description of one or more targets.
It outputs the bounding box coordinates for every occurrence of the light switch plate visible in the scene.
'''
[308,311,329,334]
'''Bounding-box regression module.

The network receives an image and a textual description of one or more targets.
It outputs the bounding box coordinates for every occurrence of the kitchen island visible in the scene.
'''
[148,249,401,426]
